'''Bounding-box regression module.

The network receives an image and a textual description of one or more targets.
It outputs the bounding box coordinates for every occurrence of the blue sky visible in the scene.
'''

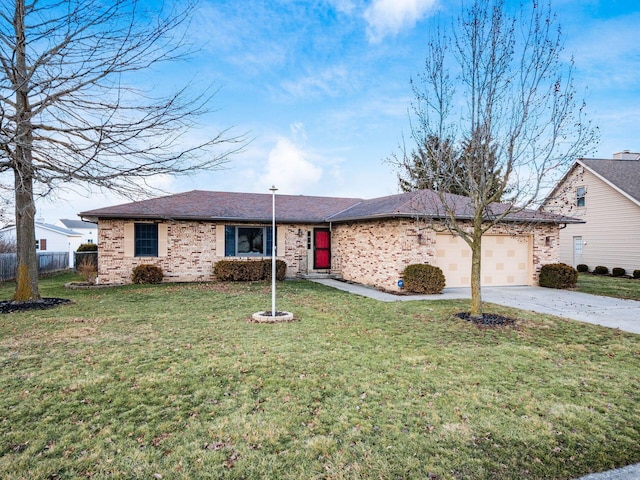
[38,0,640,222]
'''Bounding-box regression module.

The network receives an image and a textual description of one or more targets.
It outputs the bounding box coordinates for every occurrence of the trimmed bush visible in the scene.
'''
[576,264,589,273]
[634,270,640,279]
[539,263,578,289]
[611,267,626,277]
[214,259,287,282]
[593,265,609,275]
[77,243,98,252]
[403,264,446,294]
[131,264,164,284]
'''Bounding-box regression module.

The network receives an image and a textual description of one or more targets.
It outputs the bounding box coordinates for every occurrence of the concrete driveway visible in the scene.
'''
[310,279,640,335]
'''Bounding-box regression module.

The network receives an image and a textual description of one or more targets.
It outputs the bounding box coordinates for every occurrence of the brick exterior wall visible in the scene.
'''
[96,219,315,284]
[332,218,559,291]
[96,217,559,289]
[331,219,435,290]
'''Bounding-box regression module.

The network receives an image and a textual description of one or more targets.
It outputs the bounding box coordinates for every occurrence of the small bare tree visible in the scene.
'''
[0,0,244,301]
[403,0,598,318]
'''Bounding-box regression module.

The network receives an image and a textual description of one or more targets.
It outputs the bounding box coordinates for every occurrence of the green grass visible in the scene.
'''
[1,272,639,479]
[575,273,640,301]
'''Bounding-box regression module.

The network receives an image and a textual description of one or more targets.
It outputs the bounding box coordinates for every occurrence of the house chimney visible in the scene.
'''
[613,150,640,160]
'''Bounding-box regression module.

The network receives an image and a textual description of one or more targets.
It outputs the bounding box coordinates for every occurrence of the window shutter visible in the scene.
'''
[124,223,134,257]
[224,226,236,257]
[40,239,47,251]
[276,226,285,258]
[158,223,168,257]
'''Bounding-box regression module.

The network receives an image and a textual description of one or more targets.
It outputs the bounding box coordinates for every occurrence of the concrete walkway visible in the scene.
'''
[309,279,640,334]
[310,278,640,479]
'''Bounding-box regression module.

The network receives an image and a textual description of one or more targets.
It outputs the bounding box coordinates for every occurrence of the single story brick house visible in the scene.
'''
[79,189,578,291]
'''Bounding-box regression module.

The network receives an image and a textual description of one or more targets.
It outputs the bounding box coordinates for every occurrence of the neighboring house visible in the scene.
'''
[79,189,578,290]
[0,222,83,268]
[541,151,640,273]
[56,219,98,245]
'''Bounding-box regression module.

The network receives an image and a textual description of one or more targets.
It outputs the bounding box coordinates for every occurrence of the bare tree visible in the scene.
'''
[404,0,598,318]
[0,0,244,301]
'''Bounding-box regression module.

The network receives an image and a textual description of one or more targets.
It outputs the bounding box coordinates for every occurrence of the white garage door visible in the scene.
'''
[435,234,531,287]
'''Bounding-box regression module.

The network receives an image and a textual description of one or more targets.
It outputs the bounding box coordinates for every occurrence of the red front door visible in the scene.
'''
[314,228,331,270]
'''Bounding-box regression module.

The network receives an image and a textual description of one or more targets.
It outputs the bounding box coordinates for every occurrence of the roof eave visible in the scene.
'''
[80,213,331,224]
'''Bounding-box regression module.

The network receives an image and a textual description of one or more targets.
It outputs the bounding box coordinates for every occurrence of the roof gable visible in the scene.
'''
[579,159,640,206]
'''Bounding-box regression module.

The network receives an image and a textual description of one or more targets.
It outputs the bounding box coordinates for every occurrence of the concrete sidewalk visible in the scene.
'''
[309,279,640,334]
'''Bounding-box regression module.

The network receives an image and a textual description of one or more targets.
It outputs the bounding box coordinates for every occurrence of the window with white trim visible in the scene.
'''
[576,186,586,207]
[224,226,273,257]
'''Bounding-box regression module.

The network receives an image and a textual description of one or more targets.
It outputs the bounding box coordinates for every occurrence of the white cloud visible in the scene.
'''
[327,0,357,15]
[263,137,322,193]
[280,65,353,100]
[364,0,438,43]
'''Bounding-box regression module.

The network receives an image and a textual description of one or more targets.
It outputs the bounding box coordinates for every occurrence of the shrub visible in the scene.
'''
[131,264,163,284]
[634,270,640,279]
[77,243,98,252]
[402,264,446,294]
[576,264,589,273]
[76,256,97,284]
[611,267,626,277]
[593,265,609,275]
[214,259,287,282]
[539,263,578,289]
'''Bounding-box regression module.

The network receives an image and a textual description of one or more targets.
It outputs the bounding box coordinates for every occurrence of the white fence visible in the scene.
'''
[0,252,70,282]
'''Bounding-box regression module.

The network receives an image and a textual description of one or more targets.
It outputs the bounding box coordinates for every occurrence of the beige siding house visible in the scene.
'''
[542,151,640,273]
[80,189,575,291]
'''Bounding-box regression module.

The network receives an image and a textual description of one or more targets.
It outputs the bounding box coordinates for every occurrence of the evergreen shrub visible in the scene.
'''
[611,267,626,277]
[403,264,446,294]
[131,264,164,284]
[214,259,287,281]
[539,263,578,289]
[593,265,609,275]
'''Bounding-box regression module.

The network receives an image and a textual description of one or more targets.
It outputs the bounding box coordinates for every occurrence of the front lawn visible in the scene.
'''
[575,273,640,301]
[1,273,639,479]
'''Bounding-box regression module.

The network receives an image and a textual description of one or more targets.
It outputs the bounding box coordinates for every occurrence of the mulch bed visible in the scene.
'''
[455,312,517,327]
[0,298,73,314]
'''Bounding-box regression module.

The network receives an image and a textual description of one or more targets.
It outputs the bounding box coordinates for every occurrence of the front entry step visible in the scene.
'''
[297,273,341,280]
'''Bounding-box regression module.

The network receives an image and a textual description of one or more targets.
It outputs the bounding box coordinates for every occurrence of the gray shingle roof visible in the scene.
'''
[80,189,577,225]
[327,190,580,223]
[580,159,640,204]
[59,219,96,229]
[80,190,364,223]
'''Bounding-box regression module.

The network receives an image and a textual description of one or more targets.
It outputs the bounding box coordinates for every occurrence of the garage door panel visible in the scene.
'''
[434,234,530,287]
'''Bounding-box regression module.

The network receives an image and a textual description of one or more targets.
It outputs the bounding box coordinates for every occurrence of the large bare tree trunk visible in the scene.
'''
[13,169,39,301]
[11,0,40,301]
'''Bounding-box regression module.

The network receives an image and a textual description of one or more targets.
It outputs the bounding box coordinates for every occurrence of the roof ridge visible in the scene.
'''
[326,200,364,220]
